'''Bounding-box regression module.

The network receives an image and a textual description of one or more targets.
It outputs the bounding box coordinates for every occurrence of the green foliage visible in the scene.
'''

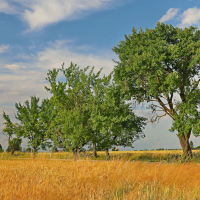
[15,96,52,155]
[2,112,22,140]
[7,138,22,155]
[2,112,15,140]
[45,63,93,152]
[51,146,58,152]
[87,73,146,151]
[190,141,194,149]
[113,22,200,157]
[45,63,146,154]
[25,148,31,152]
[2,112,23,153]
[0,144,4,152]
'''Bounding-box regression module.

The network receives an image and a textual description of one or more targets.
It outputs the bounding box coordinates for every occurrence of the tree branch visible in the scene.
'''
[149,113,167,123]
[156,97,174,119]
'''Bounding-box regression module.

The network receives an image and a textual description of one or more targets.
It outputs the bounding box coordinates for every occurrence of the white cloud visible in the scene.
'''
[0,1,10,12]
[159,8,179,23]
[24,0,119,30]
[0,45,10,53]
[36,40,115,75]
[0,40,115,106]
[0,0,121,31]
[0,0,18,14]
[179,7,200,27]
[5,64,26,70]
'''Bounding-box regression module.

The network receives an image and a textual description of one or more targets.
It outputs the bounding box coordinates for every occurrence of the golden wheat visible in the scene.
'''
[0,159,200,199]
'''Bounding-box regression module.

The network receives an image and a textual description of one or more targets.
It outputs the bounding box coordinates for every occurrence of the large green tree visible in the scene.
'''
[113,23,200,160]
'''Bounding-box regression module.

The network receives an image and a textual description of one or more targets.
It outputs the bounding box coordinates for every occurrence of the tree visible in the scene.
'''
[189,141,194,150]
[88,82,146,158]
[7,138,22,155]
[45,63,93,159]
[113,23,200,160]
[0,144,4,152]
[45,63,146,159]
[2,112,22,149]
[2,112,15,142]
[15,96,51,158]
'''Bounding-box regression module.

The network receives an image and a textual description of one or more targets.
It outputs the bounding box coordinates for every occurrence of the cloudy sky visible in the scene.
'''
[1,0,200,151]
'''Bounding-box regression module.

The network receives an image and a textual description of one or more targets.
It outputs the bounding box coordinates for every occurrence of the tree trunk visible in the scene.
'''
[177,133,192,161]
[93,143,97,158]
[33,147,36,159]
[11,149,14,155]
[105,148,110,160]
[73,146,79,161]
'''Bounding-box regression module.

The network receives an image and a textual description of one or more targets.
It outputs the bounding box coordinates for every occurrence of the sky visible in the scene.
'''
[1,0,200,151]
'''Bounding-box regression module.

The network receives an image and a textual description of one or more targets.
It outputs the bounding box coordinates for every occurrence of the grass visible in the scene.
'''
[2,149,200,163]
[0,158,200,199]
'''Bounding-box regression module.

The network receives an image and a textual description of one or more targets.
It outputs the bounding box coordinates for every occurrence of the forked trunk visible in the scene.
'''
[177,133,192,161]
[93,143,97,158]
[105,148,110,159]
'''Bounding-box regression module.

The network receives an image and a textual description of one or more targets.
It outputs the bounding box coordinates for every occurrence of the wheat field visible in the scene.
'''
[0,158,200,199]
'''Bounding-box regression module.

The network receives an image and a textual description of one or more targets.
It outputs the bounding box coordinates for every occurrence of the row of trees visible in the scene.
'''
[2,63,146,158]
[2,23,200,160]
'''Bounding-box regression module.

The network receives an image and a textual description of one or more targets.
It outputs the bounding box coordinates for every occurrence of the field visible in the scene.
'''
[1,151,200,199]
[2,149,200,163]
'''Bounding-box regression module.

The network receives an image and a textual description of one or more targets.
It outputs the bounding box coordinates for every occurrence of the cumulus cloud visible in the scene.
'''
[0,0,18,14]
[36,40,115,75]
[179,7,200,27]
[25,0,119,30]
[159,8,179,23]
[0,0,121,31]
[0,45,10,53]
[0,40,115,106]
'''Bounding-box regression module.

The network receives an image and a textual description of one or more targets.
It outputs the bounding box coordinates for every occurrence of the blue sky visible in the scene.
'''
[1,0,200,151]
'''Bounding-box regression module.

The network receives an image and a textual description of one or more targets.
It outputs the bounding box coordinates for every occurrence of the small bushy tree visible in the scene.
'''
[189,141,194,150]
[7,138,22,155]
[2,111,22,150]
[15,96,51,158]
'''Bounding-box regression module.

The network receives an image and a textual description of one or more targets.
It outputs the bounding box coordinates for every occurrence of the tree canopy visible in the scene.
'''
[113,23,200,159]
